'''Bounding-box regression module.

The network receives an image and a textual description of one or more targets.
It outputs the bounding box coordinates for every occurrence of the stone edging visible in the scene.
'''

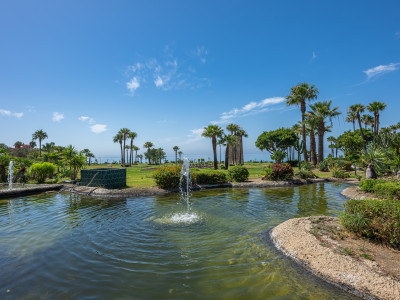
[0,184,64,199]
[270,216,400,300]
[341,186,380,200]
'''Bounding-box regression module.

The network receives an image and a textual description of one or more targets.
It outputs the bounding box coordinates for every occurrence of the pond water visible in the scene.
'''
[0,183,356,299]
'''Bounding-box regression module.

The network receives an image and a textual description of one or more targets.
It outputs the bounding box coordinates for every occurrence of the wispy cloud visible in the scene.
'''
[363,63,399,80]
[78,116,95,124]
[312,51,316,60]
[182,128,205,144]
[125,46,210,95]
[52,112,64,122]
[0,109,24,118]
[90,124,107,134]
[212,97,285,124]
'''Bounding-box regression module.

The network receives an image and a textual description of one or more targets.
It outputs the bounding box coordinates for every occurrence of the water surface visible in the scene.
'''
[0,183,355,299]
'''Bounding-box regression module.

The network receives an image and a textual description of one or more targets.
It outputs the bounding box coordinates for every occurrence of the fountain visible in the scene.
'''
[8,160,14,190]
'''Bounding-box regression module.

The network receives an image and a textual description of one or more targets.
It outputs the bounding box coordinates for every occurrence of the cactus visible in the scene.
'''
[294,140,305,170]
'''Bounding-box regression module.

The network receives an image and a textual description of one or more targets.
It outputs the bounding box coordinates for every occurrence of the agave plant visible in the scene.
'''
[361,145,386,179]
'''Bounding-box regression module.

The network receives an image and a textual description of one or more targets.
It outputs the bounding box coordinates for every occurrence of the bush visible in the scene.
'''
[153,165,182,189]
[359,179,385,193]
[301,161,314,171]
[30,162,56,183]
[373,181,400,200]
[332,170,350,179]
[342,160,353,171]
[341,199,400,248]
[286,160,299,167]
[295,169,315,179]
[318,160,329,172]
[228,165,249,182]
[264,163,293,181]
[192,170,227,184]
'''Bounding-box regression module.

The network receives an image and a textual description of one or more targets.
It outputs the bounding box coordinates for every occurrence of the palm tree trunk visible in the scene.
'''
[225,145,229,169]
[352,121,355,132]
[175,151,177,164]
[317,122,324,164]
[376,113,380,135]
[357,114,367,150]
[310,133,317,166]
[301,101,309,162]
[219,145,221,164]
[39,139,42,157]
[148,149,151,164]
[212,136,218,169]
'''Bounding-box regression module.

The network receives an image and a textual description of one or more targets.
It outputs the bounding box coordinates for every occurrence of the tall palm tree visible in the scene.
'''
[81,148,94,166]
[226,123,239,164]
[173,146,179,164]
[224,134,237,170]
[327,136,337,157]
[217,138,225,164]
[236,128,248,165]
[345,111,357,131]
[361,114,374,131]
[113,133,123,165]
[127,131,137,166]
[202,125,224,169]
[178,151,183,161]
[348,104,366,148]
[286,83,319,163]
[119,128,131,167]
[367,101,387,136]
[32,129,48,157]
[304,115,318,166]
[309,100,341,163]
[143,142,154,164]
[132,145,139,163]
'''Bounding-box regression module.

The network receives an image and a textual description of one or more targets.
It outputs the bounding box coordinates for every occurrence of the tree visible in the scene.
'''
[255,127,297,157]
[127,132,137,166]
[132,145,139,163]
[14,141,23,149]
[367,101,387,136]
[236,128,248,164]
[224,134,237,169]
[217,138,225,164]
[348,104,366,149]
[226,124,239,164]
[143,142,154,164]
[62,145,78,179]
[202,125,224,169]
[345,111,357,131]
[285,83,319,162]
[337,129,373,159]
[309,100,341,163]
[173,146,179,164]
[32,129,48,157]
[178,151,183,161]
[29,141,37,148]
[119,128,131,167]
[327,136,337,157]
[42,142,55,153]
[113,133,123,166]
[361,114,374,130]
[304,115,318,166]
[81,149,94,166]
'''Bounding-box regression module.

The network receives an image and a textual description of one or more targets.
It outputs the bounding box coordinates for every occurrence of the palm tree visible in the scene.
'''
[224,134,237,169]
[202,125,224,169]
[226,124,239,164]
[236,128,248,164]
[42,142,55,153]
[285,83,319,163]
[361,114,374,131]
[29,140,37,148]
[32,129,48,157]
[304,115,318,166]
[309,100,341,163]
[137,154,143,164]
[367,101,387,136]
[217,138,225,164]
[127,131,137,166]
[345,111,357,131]
[348,104,366,148]
[132,145,139,163]
[125,145,130,166]
[62,145,77,179]
[113,133,123,165]
[119,128,131,167]
[327,136,337,157]
[81,149,94,166]
[173,146,179,164]
[143,142,154,164]
[178,151,183,161]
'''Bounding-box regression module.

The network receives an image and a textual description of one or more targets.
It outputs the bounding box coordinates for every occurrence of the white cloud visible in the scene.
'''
[154,76,164,87]
[90,124,107,134]
[13,112,23,118]
[196,46,208,64]
[52,112,64,122]
[79,116,95,124]
[182,128,205,144]
[126,77,140,94]
[363,63,399,80]
[0,109,11,116]
[213,97,285,124]
[312,51,316,60]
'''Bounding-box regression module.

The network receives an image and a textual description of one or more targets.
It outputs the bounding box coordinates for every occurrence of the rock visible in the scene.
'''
[365,164,377,179]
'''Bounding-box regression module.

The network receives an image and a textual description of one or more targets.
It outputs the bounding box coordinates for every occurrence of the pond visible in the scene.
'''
[0,183,356,299]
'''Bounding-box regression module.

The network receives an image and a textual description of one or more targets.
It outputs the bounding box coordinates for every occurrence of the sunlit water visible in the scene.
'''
[0,183,356,299]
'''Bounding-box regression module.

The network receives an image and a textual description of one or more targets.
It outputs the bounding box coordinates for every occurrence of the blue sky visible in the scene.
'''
[1,0,399,161]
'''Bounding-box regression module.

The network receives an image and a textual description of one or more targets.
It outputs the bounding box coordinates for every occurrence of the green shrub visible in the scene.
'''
[153,165,182,189]
[301,161,314,171]
[341,199,400,248]
[333,170,350,179]
[342,160,353,171]
[228,165,249,182]
[30,162,56,183]
[192,170,227,184]
[359,179,385,193]
[318,160,329,172]
[374,182,400,200]
[265,163,293,181]
[295,169,315,179]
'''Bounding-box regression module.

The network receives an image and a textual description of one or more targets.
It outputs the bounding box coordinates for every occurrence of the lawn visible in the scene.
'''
[85,163,352,188]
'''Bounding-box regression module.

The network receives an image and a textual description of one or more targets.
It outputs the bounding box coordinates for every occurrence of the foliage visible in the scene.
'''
[30,162,56,183]
[360,179,400,200]
[318,160,329,172]
[193,170,228,184]
[301,161,314,171]
[228,165,249,182]
[332,170,350,179]
[295,169,315,179]
[336,129,373,159]
[286,160,299,167]
[153,165,182,189]
[255,127,297,154]
[341,199,400,248]
[271,150,286,163]
[359,179,385,193]
[264,163,293,181]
